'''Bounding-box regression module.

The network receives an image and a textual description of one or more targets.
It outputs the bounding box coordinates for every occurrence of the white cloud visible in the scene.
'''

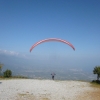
[0,49,19,56]
[10,51,19,56]
[0,49,27,58]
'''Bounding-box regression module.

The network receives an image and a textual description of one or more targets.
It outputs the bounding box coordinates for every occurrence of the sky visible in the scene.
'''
[0,0,100,74]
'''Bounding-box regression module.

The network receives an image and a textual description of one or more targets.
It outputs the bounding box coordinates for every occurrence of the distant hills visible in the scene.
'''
[0,53,96,81]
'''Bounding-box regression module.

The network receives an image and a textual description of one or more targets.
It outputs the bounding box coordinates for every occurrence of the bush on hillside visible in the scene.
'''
[3,69,12,78]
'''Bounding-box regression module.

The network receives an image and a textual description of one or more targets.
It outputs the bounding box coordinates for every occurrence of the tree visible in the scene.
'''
[3,69,12,78]
[0,63,3,76]
[93,66,100,80]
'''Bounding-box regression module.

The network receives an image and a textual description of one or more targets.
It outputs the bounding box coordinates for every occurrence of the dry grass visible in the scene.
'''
[15,93,35,100]
[76,82,100,100]
[15,93,50,100]
[76,89,100,100]
[90,82,100,88]
[41,98,49,100]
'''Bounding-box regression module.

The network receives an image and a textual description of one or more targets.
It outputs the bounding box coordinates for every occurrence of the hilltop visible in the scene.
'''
[0,79,100,100]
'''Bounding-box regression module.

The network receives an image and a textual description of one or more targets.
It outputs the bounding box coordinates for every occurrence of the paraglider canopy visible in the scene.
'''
[30,38,75,52]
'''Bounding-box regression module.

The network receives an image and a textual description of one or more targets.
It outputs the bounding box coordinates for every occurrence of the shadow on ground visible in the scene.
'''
[0,82,2,84]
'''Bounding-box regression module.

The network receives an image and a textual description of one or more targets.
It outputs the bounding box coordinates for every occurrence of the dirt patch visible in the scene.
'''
[15,93,35,100]
[15,93,50,100]
[76,87,100,100]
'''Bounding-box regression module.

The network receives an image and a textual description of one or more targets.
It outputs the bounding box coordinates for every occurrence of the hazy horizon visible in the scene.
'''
[0,0,100,81]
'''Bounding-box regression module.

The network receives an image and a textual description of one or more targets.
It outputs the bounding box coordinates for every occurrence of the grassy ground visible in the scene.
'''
[0,76,28,80]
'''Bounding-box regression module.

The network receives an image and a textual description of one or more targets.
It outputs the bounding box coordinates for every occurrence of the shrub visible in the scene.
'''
[3,69,12,78]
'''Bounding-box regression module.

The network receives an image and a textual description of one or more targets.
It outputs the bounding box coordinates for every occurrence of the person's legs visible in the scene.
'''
[52,76,54,80]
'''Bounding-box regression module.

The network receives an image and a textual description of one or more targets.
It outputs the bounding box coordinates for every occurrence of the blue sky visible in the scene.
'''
[0,0,100,73]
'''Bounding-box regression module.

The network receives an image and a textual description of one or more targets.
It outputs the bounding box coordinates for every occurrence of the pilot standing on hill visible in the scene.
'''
[51,73,56,80]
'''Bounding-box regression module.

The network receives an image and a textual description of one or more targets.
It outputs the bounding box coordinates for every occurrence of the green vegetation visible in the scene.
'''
[91,80,100,85]
[92,66,100,84]
[90,80,100,88]
[93,66,100,80]
[0,62,28,79]
[0,63,3,76]
[3,69,12,78]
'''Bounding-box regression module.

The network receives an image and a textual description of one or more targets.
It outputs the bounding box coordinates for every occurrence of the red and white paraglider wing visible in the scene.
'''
[30,38,75,52]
